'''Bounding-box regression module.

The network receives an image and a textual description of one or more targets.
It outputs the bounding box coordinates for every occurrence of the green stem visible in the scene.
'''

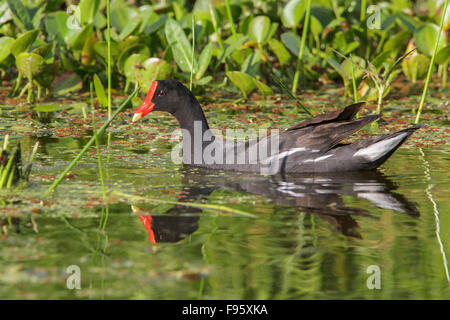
[106,0,112,120]
[209,4,224,53]
[225,0,237,39]
[350,55,358,103]
[190,16,195,91]
[292,0,312,94]
[415,0,448,124]
[43,87,139,197]
[443,62,448,88]
[360,0,367,22]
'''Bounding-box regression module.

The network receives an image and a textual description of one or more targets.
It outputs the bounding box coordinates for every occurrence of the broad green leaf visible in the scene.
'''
[281,32,310,57]
[196,42,213,80]
[93,74,107,107]
[124,53,148,80]
[241,51,261,76]
[248,16,271,44]
[136,58,172,91]
[94,41,120,65]
[216,35,248,68]
[119,17,141,40]
[16,52,45,79]
[165,18,196,73]
[226,71,255,99]
[10,29,39,57]
[6,0,33,30]
[72,24,94,51]
[341,56,366,80]
[117,45,150,74]
[110,2,138,32]
[268,38,291,66]
[79,0,100,25]
[81,33,97,66]
[310,15,323,39]
[0,37,14,63]
[281,0,306,28]
[35,62,57,89]
[253,78,273,97]
[32,43,52,59]
[52,72,82,95]
[383,30,411,53]
[396,12,418,32]
[435,45,450,65]
[401,52,430,83]
[45,11,79,46]
[414,23,446,57]
[33,104,72,112]
[194,75,213,86]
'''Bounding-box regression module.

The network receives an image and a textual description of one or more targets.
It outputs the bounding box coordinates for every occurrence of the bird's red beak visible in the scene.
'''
[132,81,158,122]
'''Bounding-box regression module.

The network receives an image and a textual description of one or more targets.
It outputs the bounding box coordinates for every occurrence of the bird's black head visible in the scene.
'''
[132,80,195,122]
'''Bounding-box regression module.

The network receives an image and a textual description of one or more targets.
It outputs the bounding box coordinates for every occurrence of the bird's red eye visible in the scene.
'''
[158,90,166,97]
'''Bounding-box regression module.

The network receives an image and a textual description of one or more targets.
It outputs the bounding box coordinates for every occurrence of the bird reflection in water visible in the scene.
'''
[134,167,419,243]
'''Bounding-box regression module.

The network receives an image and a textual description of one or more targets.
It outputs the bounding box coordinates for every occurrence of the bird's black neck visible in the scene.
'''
[172,94,215,165]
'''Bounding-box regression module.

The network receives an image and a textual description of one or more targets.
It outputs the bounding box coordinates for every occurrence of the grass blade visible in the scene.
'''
[414,0,448,123]
[43,86,139,197]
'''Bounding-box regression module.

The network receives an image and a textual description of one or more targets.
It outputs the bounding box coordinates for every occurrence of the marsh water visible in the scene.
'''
[1,86,449,299]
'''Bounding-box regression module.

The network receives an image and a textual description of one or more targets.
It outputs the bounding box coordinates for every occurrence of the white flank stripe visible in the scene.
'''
[267,147,306,162]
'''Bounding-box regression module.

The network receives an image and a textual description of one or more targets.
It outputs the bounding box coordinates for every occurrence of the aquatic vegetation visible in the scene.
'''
[0,135,38,189]
[0,0,446,115]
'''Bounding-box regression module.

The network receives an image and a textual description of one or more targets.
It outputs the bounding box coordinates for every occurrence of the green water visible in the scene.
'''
[0,91,449,299]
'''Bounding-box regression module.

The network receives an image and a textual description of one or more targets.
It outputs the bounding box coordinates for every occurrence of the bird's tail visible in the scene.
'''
[351,125,422,170]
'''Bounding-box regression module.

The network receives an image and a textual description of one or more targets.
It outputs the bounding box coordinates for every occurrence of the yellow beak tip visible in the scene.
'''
[132,113,142,123]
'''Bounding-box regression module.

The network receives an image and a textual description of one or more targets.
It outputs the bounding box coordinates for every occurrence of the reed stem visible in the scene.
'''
[292,0,312,94]
[415,0,448,124]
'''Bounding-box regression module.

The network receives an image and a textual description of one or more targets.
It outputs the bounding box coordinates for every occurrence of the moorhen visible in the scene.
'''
[132,80,420,174]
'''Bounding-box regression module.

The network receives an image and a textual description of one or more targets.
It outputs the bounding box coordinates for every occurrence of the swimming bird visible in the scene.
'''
[132,80,420,174]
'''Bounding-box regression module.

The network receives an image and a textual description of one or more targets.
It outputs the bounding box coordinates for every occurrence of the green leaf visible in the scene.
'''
[93,74,108,107]
[45,11,79,46]
[414,23,446,57]
[117,45,150,74]
[79,0,100,26]
[136,58,172,92]
[6,0,33,30]
[281,0,306,28]
[124,53,148,81]
[248,16,271,44]
[226,71,255,99]
[16,52,45,80]
[196,42,213,80]
[165,18,196,73]
[32,43,52,59]
[241,51,261,76]
[94,41,120,65]
[341,56,366,80]
[10,29,39,57]
[215,35,248,68]
[52,72,82,95]
[72,24,94,51]
[435,45,450,65]
[281,32,308,57]
[33,104,72,112]
[401,52,430,83]
[0,37,15,63]
[268,38,291,66]
[110,2,139,33]
[253,78,273,97]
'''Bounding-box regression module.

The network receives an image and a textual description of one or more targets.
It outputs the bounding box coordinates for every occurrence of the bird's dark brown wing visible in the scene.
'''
[287,102,366,131]
[279,114,380,152]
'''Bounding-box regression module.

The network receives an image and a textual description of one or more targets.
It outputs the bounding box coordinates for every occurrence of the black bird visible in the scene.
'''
[132,80,420,173]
